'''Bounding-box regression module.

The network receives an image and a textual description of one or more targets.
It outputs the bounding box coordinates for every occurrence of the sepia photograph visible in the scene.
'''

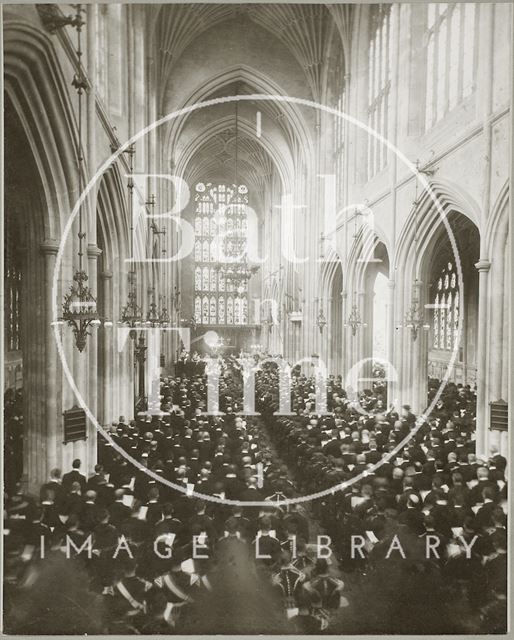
[2,1,512,635]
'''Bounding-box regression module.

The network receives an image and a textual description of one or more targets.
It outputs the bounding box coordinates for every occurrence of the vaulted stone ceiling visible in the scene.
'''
[153,5,354,210]
[155,4,353,100]
[184,126,275,197]
[173,80,295,205]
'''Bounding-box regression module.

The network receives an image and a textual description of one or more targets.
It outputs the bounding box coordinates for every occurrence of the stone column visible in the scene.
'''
[387,278,396,406]
[100,271,113,428]
[324,296,332,371]
[40,240,60,492]
[358,290,368,386]
[474,259,491,457]
[341,290,348,374]
[86,244,102,472]
[397,279,424,414]
[410,279,429,414]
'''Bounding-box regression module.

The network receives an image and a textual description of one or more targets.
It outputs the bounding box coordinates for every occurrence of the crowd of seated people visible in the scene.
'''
[4,356,348,634]
[256,365,507,632]
[3,356,508,633]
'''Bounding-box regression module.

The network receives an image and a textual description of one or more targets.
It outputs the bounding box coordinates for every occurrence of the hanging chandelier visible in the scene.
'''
[344,212,367,337]
[61,4,100,352]
[317,306,327,334]
[121,272,143,328]
[345,299,367,336]
[216,97,259,293]
[403,160,430,341]
[159,295,171,325]
[144,195,170,327]
[121,144,143,330]
[156,223,171,325]
[224,261,259,289]
[146,286,160,327]
[403,280,430,341]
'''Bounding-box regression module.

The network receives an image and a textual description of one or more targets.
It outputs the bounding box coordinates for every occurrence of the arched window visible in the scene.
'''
[193,182,251,325]
[433,293,440,347]
[226,296,234,325]
[218,271,226,292]
[210,268,217,292]
[334,47,346,204]
[202,296,209,325]
[234,297,242,325]
[425,4,477,131]
[202,239,209,262]
[194,296,202,324]
[210,239,218,262]
[194,267,202,290]
[209,296,217,324]
[432,260,460,351]
[194,239,201,262]
[218,297,225,324]
[202,266,209,291]
[367,5,393,179]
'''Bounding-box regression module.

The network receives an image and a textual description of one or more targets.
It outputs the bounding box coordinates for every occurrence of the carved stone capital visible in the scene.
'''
[40,239,60,255]
[474,259,491,273]
[87,244,103,259]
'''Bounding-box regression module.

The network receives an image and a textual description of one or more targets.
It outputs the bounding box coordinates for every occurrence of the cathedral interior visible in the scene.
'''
[3,3,511,635]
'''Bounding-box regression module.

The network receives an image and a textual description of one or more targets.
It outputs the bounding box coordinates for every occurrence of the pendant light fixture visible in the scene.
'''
[61,4,100,352]
[344,210,367,336]
[146,197,160,327]
[158,226,171,325]
[220,97,258,292]
[121,144,143,331]
[403,161,430,341]
[145,194,170,327]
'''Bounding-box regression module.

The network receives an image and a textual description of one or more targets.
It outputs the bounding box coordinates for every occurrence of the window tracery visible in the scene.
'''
[193,182,249,325]
[432,260,460,351]
[367,5,393,179]
[425,4,477,130]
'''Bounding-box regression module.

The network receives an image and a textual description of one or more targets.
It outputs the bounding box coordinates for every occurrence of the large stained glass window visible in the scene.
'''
[432,260,459,351]
[193,182,249,326]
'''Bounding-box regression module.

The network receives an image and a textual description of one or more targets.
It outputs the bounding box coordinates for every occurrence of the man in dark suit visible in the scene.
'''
[80,490,101,531]
[87,464,105,490]
[223,465,246,500]
[489,447,507,473]
[154,503,184,536]
[40,468,65,510]
[108,489,132,527]
[62,481,83,517]
[474,486,498,529]
[145,487,164,527]
[62,459,87,493]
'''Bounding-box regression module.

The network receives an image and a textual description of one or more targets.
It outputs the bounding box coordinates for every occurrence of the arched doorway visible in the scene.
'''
[4,95,49,491]
[373,271,388,361]
[96,167,134,425]
[329,261,343,375]
[425,212,480,386]
[359,240,390,395]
